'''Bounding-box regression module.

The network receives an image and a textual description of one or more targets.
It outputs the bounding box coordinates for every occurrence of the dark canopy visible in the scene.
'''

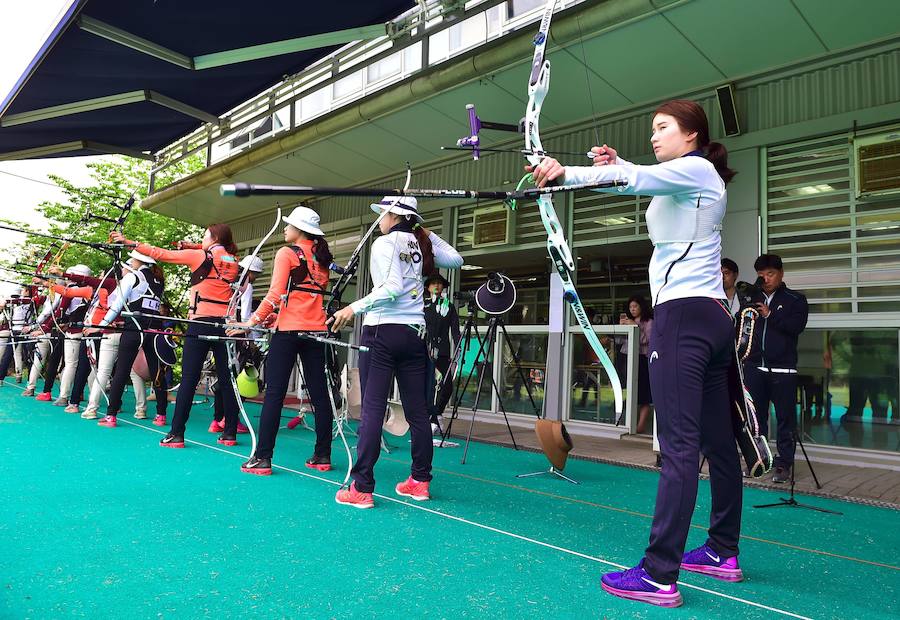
[0,0,414,159]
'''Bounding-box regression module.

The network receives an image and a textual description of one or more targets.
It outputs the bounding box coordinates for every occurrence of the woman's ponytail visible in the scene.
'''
[311,236,334,268]
[413,222,434,276]
[704,141,736,185]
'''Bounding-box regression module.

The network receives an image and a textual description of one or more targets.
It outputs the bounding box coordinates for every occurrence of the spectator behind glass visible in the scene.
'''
[620,294,654,433]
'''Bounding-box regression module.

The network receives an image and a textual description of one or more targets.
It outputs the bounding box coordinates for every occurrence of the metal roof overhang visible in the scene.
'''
[0,0,414,160]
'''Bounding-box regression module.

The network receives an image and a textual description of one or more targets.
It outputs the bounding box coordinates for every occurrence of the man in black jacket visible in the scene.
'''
[423,274,460,434]
[743,254,809,483]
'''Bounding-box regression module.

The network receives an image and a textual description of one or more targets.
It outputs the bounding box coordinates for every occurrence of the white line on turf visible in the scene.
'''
[118,418,812,619]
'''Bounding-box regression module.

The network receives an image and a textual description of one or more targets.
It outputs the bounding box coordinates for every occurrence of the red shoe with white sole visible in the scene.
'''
[335,482,374,509]
[395,476,431,501]
[97,415,118,428]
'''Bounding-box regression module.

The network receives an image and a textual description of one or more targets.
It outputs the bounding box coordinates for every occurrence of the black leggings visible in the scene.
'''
[255,331,333,460]
[644,298,739,583]
[42,333,65,394]
[68,339,97,405]
[0,341,13,380]
[107,329,168,417]
[169,318,238,436]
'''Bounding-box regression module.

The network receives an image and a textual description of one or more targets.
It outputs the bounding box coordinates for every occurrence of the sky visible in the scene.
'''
[0,0,103,295]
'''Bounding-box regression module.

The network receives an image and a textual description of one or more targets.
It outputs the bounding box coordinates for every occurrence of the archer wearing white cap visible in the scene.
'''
[229,204,337,475]
[86,249,169,428]
[330,195,463,508]
[236,254,264,323]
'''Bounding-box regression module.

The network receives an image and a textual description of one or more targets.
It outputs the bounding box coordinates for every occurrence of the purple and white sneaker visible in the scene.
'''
[681,544,743,582]
[601,560,682,607]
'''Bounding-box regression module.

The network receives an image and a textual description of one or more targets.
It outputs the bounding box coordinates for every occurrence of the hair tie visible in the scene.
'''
[413,222,422,230]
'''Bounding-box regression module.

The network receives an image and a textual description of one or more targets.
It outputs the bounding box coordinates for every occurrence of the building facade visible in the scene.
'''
[145,0,900,465]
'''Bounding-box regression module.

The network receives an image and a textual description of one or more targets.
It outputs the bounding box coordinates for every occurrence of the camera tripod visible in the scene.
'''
[753,428,842,515]
[438,303,540,464]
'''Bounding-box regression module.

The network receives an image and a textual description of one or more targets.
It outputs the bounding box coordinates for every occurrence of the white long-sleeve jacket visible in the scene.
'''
[351,230,463,327]
[564,153,726,306]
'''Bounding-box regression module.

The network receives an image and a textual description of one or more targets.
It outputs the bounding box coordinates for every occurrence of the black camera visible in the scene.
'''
[452,290,476,304]
[736,277,766,310]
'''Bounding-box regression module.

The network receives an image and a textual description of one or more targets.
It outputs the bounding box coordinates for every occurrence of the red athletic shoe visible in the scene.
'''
[97,415,118,428]
[241,455,272,476]
[152,415,166,427]
[217,433,237,446]
[395,476,431,501]
[36,392,52,402]
[305,456,332,472]
[335,482,374,509]
[208,419,224,433]
[236,422,250,434]
[159,432,184,448]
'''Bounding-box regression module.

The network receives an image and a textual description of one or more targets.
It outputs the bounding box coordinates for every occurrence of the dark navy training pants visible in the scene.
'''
[643,297,743,583]
[351,324,433,493]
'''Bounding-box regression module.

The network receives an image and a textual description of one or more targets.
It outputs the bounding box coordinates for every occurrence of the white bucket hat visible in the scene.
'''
[128,249,156,265]
[370,196,422,222]
[239,255,264,273]
[282,206,324,236]
[67,264,92,277]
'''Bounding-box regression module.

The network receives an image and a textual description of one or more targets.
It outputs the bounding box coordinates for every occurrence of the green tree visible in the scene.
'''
[1,155,204,311]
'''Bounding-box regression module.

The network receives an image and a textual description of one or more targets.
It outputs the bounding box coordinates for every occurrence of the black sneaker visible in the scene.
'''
[772,466,791,483]
[305,455,332,472]
[241,455,272,476]
[160,432,185,448]
[217,433,237,446]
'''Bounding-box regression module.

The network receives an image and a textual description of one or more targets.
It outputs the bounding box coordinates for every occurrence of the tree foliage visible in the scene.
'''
[1,155,205,310]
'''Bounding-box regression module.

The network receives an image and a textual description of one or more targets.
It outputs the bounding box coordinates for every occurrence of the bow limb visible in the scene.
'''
[85,197,137,409]
[524,0,623,413]
[225,206,281,455]
[326,164,411,317]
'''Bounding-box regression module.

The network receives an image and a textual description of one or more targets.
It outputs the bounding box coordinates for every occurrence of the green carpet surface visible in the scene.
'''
[1,384,897,619]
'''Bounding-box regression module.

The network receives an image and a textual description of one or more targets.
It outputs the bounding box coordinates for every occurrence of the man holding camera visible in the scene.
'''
[743,254,809,483]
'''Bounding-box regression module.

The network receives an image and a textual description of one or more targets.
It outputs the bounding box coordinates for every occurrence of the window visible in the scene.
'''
[299,88,330,122]
[332,70,363,100]
[766,133,900,313]
[507,0,546,18]
[572,242,652,324]
[499,332,548,416]
[794,329,898,452]
[458,259,550,326]
[228,114,284,151]
[366,52,402,84]
[569,331,622,424]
